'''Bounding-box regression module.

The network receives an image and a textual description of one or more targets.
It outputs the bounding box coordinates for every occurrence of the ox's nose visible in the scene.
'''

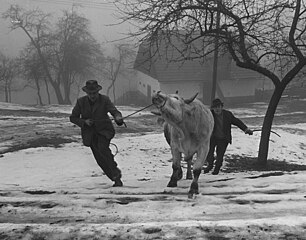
[152,92,164,106]
[152,94,159,104]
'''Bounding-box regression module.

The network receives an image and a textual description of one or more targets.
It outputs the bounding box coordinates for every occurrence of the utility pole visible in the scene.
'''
[210,0,221,104]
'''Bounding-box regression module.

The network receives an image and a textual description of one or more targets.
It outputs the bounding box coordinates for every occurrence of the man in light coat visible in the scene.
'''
[70,80,124,186]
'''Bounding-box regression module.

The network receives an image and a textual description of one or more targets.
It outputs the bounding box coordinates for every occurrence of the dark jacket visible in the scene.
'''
[211,109,248,144]
[70,94,122,146]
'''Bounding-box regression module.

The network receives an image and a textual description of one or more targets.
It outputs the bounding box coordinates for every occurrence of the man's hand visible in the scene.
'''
[245,128,253,135]
[115,116,124,126]
[84,119,94,126]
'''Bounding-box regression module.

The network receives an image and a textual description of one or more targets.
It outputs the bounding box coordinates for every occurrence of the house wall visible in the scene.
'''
[153,55,232,104]
[157,63,270,105]
[153,54,232,84]
[220,77,274,99]
[134,38,275,105]
[219,79,259,98]
[160,81,203,99]
[136,71,160,97]
[219,60,273,103]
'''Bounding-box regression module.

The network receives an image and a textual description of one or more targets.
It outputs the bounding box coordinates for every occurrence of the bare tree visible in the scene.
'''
[19,46,46,105]
[2,5,61,103]
[3,5,103,105]
[0,53,17,103]
[52,9,103,104]
[114,0,306,165]
[102,43,136,103]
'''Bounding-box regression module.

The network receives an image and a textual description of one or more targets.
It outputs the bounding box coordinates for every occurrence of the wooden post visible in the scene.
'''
[210,0,221,104]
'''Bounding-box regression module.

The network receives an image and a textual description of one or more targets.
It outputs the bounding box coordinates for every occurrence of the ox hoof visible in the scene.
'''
[188,182,199,198]
[167,180,177,188]
[188,192,195,199]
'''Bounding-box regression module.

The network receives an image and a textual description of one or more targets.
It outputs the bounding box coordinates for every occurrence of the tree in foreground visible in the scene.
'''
[114,0,306,165]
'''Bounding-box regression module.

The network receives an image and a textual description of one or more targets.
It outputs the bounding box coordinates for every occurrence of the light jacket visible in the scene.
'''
[70,94,122,146]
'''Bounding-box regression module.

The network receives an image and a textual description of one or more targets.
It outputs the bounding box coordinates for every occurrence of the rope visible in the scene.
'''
[121,103,155,120]
[101,104,155,156]
[93,103,155,124]
[110,142,118,156]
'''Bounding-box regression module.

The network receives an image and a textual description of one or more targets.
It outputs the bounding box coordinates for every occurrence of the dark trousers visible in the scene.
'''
[206,137,229,170]
[90,134,121,181]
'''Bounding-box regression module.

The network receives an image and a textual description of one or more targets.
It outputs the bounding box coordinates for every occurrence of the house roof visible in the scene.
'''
[134,33,263,83]
[134,33,230,82]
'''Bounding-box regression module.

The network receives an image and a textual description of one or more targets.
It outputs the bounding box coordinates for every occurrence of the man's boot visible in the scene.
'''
[113,178,123,187]
[204,164,213,173]
[112,169,123,187]
[212,165,221,175]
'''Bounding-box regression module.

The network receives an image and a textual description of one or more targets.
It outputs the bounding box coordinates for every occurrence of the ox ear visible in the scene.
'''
[184,93,198,104]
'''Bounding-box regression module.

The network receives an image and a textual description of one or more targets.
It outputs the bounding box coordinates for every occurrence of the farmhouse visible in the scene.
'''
[134,36,273,105]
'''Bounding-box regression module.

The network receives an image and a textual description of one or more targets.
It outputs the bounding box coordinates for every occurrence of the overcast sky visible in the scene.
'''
[0,0,133,57]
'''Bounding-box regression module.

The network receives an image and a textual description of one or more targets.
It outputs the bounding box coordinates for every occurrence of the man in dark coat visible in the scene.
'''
[204,98,253,175]
[70,80,124,186]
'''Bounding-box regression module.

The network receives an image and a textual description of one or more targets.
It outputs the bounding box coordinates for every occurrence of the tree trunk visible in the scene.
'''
[8,85,11,103]
[63,91,71,104]
[106,81,113,97]
[63,77,72,105]
[44,77,51,104]
[49,80,64,104]
[112,81,116,104]
[34,76,43,105]
[4,83,9,103]
[257,84,286,165]
[54,86,64,104]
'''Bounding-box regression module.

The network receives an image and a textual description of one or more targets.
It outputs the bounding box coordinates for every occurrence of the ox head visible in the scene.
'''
[152,91,198,125]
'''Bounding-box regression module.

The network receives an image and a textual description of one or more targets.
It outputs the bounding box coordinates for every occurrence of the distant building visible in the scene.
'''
[134,35,273,105]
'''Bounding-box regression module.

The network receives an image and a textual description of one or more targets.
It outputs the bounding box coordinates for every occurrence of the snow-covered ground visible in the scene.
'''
[0,101,306,239]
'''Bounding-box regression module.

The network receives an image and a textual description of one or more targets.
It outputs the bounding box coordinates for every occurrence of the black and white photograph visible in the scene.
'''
[1,0,306,239]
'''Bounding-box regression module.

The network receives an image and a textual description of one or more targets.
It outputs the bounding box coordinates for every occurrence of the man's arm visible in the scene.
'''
[105,96,124,126]
[70,99,86,128]
[230,111,253,135]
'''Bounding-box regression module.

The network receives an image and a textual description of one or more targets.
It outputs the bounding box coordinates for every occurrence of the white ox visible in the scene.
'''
[152,91,214,197]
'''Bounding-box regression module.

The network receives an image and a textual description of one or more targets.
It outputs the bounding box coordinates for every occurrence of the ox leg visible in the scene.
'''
[185,157,193,180]
[177,153,183,180]
[167,150,182,187]
[188,169,201,197]
[188,143,210,198]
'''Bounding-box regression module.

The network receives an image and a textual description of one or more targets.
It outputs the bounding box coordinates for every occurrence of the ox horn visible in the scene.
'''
[184,93,198,104]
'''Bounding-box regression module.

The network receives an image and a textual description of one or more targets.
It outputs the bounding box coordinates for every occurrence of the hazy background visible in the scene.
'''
[0,0,132,57]
[0,0,149,105]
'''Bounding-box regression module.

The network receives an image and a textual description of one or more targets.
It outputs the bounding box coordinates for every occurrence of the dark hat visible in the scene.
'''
[211,98,224,108]
[82,80,102,93]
